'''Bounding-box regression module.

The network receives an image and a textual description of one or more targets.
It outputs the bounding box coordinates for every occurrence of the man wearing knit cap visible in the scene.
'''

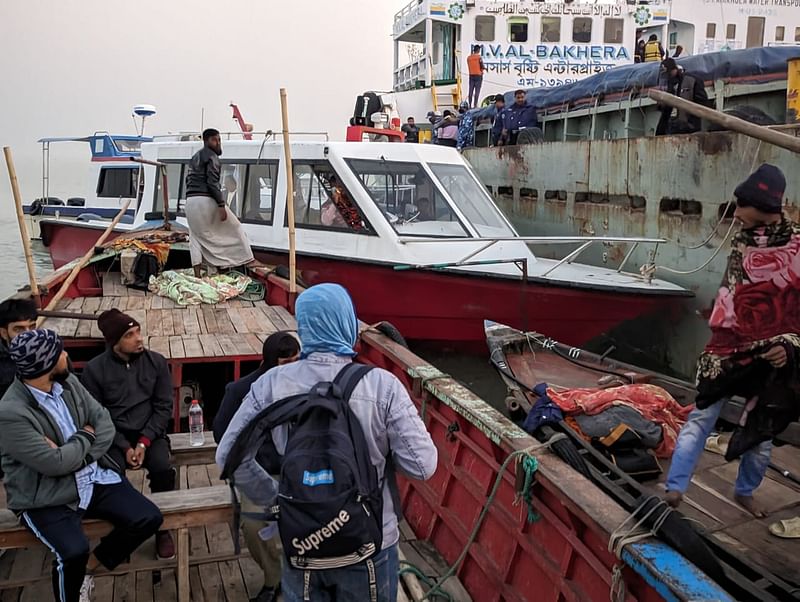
[666,164,799,519]
[81,309,176,560]
[0,330,162,602]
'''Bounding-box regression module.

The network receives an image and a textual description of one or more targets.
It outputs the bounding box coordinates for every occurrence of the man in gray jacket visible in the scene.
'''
[217,283,437,602]
[0,330,163,602]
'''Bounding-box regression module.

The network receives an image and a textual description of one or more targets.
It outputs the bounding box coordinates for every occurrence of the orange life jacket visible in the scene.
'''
[467,53,483,76]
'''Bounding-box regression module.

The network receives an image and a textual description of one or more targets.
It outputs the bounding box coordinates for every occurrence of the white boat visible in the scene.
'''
[39,136,690,347]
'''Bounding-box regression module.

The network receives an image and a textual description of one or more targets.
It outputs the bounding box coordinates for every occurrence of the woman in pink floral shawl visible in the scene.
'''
[666,164,800,518]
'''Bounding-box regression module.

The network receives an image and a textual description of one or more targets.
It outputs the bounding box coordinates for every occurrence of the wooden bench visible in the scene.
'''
[0,485,232,602]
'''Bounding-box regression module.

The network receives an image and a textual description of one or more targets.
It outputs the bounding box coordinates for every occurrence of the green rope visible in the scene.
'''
[401,447,542,600]
[223,269,266,302]
[398,562,453,601]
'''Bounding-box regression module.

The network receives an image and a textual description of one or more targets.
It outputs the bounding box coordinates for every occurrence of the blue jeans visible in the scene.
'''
[468,75,483,108]
[666,399,772,497]
[282,544,399,602]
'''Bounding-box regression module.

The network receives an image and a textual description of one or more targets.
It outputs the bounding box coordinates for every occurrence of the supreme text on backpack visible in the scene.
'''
[220,363,384,570]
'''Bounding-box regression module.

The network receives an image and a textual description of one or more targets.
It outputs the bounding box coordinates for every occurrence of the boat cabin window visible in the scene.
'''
[508,17,528,43]
[242,162,278,224]
[604,18,623,44]
[112,139,144,153]
[572,18,592,43]
[290,162,373,234]
[153,162,186,214]
[776,26,785,42]
[346,159,468,238]
[97,166,139,198]
[428,163,514,237]
[726,24,736,40]
[541,17,561,43]
[475,16,495,42]
[220,163,248,216]
[706,23,717,39]
[795,26,800,42]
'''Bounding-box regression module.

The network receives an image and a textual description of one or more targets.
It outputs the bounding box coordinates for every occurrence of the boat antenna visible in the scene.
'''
[132,104,157,137]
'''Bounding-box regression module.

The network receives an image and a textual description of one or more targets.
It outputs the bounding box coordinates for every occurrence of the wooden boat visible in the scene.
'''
[485,320,800,602]
[0,234,729,601]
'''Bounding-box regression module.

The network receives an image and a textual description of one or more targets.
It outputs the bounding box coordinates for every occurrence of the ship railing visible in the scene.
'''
[397,235,666,278]
[149,130,330,142]
[393,0,428,38]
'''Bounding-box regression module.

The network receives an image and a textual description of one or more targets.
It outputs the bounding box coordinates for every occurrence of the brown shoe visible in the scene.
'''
[156,530,176,560]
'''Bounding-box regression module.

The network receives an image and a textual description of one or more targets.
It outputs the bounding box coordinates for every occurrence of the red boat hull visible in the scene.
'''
[41,220,679,347]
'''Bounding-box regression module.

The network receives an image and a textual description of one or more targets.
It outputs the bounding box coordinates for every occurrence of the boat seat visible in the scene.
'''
[0,485,231,602]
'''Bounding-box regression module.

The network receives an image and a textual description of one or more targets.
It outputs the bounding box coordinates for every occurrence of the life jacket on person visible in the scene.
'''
[644,40,662,62]
[467,53,483,76]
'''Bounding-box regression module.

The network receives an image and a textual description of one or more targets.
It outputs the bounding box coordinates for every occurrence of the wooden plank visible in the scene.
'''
[261,306,289,331]
[171,310,186,336]
[214,308,236,335]
[126,296,146,311]
[99,296,116,311]
[75,317,94,339]
[198,334,223,357]
[182,308,202,336]
[253,307,279,334]
[148,336,170,358]
[161,296,178,309]
[82,297,102,314]
[176,528,190,602]
[217,560,250,602]
[272,305,296,329]
[239,308,264,334]
[129,286,146,298]
[160,309,175,337]
[92,576,115,602]
[150,294,164,309]
[102,273,117,297]
[147,309,163,337]
[168,336,186,360]
[153,569,177,602]
[216,335,240,357]
[181,336,204,359]
[194,307,207,334]
[226,307,249,334]
[244,334,264,357]
[201,306,218,335]
[112,571,135,602]
[235,335,257,357]
[135,571,154,602]
[238,557,263,600]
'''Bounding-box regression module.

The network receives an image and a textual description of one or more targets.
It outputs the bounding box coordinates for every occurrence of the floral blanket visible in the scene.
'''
[697,219,800,458]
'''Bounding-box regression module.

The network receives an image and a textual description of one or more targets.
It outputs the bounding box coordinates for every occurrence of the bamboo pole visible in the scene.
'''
[398,548,426,602]
[38,199,131,325]
[3,147,40,304]
[648,88,800,154]
[280,88,297,294]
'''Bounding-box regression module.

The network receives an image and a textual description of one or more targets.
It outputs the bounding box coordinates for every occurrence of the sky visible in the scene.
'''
[0,0,398,209]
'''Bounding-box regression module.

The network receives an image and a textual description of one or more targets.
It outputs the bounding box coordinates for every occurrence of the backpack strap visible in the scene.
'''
[333,363,374,402]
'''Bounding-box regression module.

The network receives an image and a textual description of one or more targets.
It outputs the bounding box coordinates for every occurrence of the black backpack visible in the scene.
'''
[221,363,383,570]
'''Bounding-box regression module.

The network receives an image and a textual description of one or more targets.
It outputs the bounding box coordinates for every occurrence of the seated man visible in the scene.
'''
[0,329,162,602]
[81,309,176,560]
[0,298,38,398]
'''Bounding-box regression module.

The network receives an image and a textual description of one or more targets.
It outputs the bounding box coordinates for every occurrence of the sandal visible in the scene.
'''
[704,434,729,456]
[769,517,800,539]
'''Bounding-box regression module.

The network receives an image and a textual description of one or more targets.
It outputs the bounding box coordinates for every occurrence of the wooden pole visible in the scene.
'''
[3,147,40,304]
[648,89,800,154]
[38,199,131,324]
[280,88,297,294]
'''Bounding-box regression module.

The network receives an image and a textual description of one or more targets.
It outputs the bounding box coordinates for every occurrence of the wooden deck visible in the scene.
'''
[41,274,296,360]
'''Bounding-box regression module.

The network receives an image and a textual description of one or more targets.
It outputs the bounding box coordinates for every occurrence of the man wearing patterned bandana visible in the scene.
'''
[0,329,162,602]
[665,164,800,519]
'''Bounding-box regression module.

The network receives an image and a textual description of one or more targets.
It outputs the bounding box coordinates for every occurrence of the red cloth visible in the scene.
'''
[547,384,692,457]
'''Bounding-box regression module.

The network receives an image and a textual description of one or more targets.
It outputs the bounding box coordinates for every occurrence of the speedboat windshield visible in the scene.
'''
[346,159,469,237]
[427,163,515,237]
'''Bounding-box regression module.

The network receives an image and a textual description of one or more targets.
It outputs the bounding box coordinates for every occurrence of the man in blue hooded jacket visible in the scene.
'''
[216,284,437,602]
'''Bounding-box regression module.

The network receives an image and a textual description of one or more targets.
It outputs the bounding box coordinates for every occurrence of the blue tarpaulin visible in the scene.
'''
[460,47,799,146]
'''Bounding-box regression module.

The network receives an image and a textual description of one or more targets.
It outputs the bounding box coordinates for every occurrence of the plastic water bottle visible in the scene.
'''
[188,400,205,447]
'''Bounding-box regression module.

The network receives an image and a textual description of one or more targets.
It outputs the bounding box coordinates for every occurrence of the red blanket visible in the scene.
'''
[548,384,692,457]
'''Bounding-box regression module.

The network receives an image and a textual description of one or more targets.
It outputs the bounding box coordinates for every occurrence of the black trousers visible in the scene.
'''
[107,434,176,493]
[21,479,163,602]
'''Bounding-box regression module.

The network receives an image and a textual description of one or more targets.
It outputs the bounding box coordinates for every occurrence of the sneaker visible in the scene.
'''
[156,530,176,560]
[79,575,95,602]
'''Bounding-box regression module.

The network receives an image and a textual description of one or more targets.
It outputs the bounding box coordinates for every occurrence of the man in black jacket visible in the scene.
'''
[656,58,710,136]
[213,331,299,602]
[0,299,38,399]
[81,309,176,560]
[185,128,254,277]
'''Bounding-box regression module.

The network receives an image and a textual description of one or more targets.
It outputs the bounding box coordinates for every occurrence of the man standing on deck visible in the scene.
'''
[81,309,176,560]
[498,90,539,146]
[185,128,255,277]
[665,164,800,518]
[401,116,419,143]
[467,45,486,108]
[0,299,38,399]
[216,283,438,602]
[0,329,162,602]
[490,94,506,146]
